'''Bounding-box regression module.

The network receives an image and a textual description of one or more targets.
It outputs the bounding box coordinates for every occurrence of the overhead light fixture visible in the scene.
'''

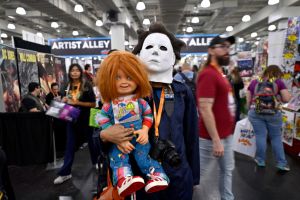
[255,41,259,45]
[143,18,150,25]
[7,23,16,29]
[268,0,279,5]
[129,45,133,49]
[1,33,8,38]
[51,22,59,28]
[109,30,112,35]
[96,19,103,26]
[124,41,129,45]
[8,16,15,19]
[36,32,43,37]
[242,15,251,22]
[136,2,146,11]
[238,37,244,42]
[191,17,199,23]
[182,28,186,32]
[226,26,233,32]
[56,29,61,33]
[186,26,193,33]
[251,32,257,37]
[16,7,26,15]
[200,0,211,8]
[72,30,79,36]
[256,37,261,40]
[268,24,276,31]
[74,4,84,12]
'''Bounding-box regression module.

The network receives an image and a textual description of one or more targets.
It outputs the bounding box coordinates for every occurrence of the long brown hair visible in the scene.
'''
[96,51,152,103]
[262,65,283,79]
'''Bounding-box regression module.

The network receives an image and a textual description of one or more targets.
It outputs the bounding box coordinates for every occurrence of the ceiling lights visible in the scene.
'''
[251,32,258,38]
[1,33,8,38]
[96,19,103,26]
[136,2,146,11]
[72,30,79,36]
[268,0,280,5]
[7,23,16,30]
[143,18,150,25]
[124,41,129,46]
[36,32,43,37]
[268,24,276,31]
[51,22,59,28]
[186,26,193,33]
[226,26,233,32]
[242,15,251,22]
[74,4,84,12]
[16,7,26,15]
[191,17,199,24]
[238,37,244,43]
[200,0,211,8]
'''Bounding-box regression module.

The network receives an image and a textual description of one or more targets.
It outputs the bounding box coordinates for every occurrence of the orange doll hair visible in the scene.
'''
[96,50,152,103]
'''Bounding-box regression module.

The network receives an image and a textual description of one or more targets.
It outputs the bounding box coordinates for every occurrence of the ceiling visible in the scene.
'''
[0,0,300,45]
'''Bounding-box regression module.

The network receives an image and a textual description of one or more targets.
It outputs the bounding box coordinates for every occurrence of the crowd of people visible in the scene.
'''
[2,22,294,200]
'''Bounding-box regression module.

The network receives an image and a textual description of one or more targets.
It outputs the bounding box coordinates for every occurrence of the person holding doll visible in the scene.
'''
[97,51,169,197]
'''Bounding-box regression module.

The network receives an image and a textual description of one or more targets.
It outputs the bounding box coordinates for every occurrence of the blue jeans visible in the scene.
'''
[109,137,168,186]
[248,109,287,167]
[199,135,235,200]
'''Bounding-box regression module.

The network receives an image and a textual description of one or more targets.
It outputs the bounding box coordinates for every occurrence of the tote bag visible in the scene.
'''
[233,118,256,158]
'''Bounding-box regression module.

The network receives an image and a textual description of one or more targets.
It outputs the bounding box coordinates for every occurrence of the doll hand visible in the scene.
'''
[135,126,149,145]
[117,141,135,154]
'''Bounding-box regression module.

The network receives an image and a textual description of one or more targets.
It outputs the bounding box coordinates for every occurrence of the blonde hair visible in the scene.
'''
[96,51,152,103]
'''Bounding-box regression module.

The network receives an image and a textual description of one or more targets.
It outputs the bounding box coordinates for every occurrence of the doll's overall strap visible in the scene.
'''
[153,88,165,140]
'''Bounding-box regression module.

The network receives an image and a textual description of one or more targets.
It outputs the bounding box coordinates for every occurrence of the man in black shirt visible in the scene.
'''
[20,82,45,112]
[45,82,61,106]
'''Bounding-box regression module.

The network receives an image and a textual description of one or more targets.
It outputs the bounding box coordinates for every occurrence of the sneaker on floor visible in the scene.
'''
[145,176,168,193]
[277,165,290,172]
[53,174,72,185]
[254,159,265,167]
[117,176,145,197]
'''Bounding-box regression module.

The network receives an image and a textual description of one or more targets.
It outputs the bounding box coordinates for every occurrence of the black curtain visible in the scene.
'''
[0,112,54,165]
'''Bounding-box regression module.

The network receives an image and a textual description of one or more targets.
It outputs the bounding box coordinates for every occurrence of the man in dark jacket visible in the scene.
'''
[19,82,45,112]
[100,23,199,200]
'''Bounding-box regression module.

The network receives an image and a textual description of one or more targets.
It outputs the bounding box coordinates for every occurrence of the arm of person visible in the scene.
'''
[74,101,96,108]
[280,89,292,103]
[246,90,252,109]
[198,98,224,157]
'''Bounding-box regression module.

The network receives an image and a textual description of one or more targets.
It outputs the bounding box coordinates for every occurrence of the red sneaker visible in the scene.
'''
[117,176,145,197]
[145,175,168,193]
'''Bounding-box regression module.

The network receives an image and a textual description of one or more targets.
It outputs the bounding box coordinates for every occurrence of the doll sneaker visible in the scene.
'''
[145,175,169,193]
[117,176,145,197]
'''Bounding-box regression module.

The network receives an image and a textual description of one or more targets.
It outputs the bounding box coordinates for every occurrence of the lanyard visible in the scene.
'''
[68,82,81,101]
[153,88,165,137]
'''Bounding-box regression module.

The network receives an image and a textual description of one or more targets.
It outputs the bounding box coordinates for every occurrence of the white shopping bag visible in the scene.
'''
[233,118,256,158]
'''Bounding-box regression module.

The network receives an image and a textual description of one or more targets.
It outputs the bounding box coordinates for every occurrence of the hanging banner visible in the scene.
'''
[17,49,39,96]
[0,45,21,112]
[48,37,111,56]
[176,34,218,54]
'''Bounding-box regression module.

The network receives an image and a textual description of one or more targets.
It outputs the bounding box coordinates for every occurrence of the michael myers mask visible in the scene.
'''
[139,33,175,83]
[133,23,185,84]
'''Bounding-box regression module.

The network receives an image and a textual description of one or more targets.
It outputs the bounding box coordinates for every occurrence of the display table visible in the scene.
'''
[0,112,54,165]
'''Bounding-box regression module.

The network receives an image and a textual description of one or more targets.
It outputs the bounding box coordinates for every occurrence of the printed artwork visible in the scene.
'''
[37,53,55,97]
[0,45,21,112]
[17,49,39,96]
[112,95,140,124]
[53,56,67,90]
[294,113,300,140]
[282,109,295,146]
[237,51,253,77]
[287,93,300,111]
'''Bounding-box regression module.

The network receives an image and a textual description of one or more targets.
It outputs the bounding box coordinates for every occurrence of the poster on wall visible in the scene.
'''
[17,49,39,96]
[237,51,253,77]
[53,56,67,90]
[282,109,295,146]
[0,45,20,112]
[37,53,55,96]
[294,113,300,140]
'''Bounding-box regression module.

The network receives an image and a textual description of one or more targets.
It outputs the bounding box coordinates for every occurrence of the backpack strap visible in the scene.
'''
[179,72,191,83]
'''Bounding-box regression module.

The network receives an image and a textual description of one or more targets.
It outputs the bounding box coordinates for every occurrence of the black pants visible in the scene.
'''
[0,148,15,200]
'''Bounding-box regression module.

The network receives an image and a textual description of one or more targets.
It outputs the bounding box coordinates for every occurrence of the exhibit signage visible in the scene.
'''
[176,34,218,54]
[48,37,111,56]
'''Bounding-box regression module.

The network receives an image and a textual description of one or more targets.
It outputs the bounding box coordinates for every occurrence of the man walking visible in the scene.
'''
[195,35,236,200]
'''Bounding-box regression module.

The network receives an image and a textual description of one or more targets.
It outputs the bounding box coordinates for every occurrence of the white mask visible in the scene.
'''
[139,33,175,83]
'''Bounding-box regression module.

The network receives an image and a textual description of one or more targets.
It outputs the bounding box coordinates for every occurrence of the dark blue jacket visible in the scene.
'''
[130,80,200,200]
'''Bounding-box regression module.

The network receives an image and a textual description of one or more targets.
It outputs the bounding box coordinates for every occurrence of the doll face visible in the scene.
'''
[115,69,137,96]
[139,33,175,74]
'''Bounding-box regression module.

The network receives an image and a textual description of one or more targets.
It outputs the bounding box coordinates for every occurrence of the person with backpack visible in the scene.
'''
[246,65,291,171]
[173,63,197,101]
